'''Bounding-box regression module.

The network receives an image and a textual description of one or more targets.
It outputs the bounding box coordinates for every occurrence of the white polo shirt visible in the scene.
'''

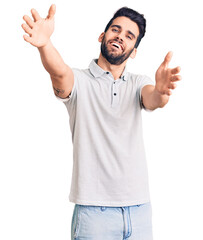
[57,59,154,207]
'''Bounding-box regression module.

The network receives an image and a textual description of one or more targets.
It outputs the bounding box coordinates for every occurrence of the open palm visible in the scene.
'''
[155,52,181,96]
[22,4,56,47]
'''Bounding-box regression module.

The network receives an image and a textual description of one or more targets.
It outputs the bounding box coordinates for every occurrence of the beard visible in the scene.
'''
[101,35,134,65]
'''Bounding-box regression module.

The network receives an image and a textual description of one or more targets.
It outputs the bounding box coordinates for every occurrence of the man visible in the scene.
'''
[22,4,181,240]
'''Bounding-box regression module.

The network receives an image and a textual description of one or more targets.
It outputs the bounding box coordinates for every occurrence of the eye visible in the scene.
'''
[127,35,132,40]
[112,28,118,32]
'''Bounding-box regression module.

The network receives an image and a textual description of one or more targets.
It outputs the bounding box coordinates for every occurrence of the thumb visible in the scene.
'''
[163,51,173,67]
[47,4,56,19]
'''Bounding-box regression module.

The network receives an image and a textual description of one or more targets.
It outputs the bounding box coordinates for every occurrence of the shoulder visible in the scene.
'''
[126,72,153,86]
[72,67,92,79]
[127,72,154,85]
[127,72,151,81]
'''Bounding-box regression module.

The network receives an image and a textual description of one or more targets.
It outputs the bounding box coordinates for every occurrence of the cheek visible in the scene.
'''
[105,32,116,40]
[126,41,136,50]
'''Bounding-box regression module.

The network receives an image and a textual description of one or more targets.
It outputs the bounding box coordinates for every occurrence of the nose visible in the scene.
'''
[115,30,125,42]
[116,35,123,43]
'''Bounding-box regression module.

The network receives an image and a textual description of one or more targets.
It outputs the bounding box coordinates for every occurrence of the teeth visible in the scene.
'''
[112,43,121,49]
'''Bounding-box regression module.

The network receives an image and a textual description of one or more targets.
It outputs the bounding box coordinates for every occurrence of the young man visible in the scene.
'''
[22,4,181,240]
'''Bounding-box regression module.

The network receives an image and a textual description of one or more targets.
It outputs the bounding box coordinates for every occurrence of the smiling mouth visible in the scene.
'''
[112,43,121,49]
[109,41,123,51]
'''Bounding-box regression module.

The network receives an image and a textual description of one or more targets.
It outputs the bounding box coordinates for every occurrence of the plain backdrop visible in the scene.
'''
[1,0,203,239]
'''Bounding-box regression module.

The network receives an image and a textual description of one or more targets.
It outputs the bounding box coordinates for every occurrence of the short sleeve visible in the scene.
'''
[56,68,78,104]
[137,75,155,110]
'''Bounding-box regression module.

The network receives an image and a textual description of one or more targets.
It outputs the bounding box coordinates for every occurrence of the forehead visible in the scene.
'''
[110,16,140,36]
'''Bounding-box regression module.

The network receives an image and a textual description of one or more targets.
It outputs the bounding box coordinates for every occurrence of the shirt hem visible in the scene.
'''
[69,196,150,207]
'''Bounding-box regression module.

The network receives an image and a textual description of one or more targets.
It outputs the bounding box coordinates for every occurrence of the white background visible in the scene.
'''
[1,0,203,239]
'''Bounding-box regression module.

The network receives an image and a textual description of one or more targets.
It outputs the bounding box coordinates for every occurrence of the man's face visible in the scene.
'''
[99,16,140,65]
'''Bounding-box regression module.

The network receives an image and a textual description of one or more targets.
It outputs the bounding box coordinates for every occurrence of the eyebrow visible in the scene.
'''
[111,24,136,39]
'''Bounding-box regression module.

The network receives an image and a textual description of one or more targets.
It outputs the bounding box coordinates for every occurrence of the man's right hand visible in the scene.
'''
[22,4,56,48]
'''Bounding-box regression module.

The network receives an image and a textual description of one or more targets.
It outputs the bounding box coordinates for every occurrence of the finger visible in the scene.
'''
[163,51,173,67]
[23,15,34,28]
[31,8,41,22]
[163,89,172,96]
[47,4,56,19]
[23,34,33,45]
[171,66,181,75]
[169,82,177,90]
[21,23,32,36]
[166,89,172,96]
[171,75,182,82]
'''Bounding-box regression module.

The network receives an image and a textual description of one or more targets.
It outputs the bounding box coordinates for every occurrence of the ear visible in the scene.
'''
[130,48,137,59]
[98,32,105,43]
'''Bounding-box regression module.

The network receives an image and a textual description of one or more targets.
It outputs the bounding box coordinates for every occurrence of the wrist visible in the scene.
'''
[38,39,52,51]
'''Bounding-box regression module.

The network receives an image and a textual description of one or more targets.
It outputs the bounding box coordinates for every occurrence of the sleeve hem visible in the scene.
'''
[56,91,72,103]
[139,83,155,111]
[56,72,77,103]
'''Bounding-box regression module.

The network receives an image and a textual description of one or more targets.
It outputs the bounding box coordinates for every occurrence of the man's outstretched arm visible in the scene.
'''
[141,51,181,110]
[22,4,74,99]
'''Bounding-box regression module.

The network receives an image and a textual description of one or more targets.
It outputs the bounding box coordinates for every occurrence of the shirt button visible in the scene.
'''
[106,72,109,74]
[113,82,116,84]
[114,93,117,96]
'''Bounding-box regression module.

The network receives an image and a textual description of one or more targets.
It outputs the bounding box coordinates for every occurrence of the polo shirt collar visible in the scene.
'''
[89,59,128,81]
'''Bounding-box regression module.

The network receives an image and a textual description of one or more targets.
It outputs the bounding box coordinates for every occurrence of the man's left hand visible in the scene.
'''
[155,51,181,96]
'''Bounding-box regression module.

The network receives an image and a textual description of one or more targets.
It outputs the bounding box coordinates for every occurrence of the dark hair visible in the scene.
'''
[104,7,146,48]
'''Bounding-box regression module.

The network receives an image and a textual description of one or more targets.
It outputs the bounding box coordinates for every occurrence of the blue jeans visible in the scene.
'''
[71,202,153,240]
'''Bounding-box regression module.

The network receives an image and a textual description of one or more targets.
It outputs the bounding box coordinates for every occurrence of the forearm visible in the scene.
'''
[142,85,169,110]
[148,87,169,110]
[38,40,67,79]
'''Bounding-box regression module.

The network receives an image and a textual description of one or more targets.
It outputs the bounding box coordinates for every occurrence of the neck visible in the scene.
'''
[97,53,126,80]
